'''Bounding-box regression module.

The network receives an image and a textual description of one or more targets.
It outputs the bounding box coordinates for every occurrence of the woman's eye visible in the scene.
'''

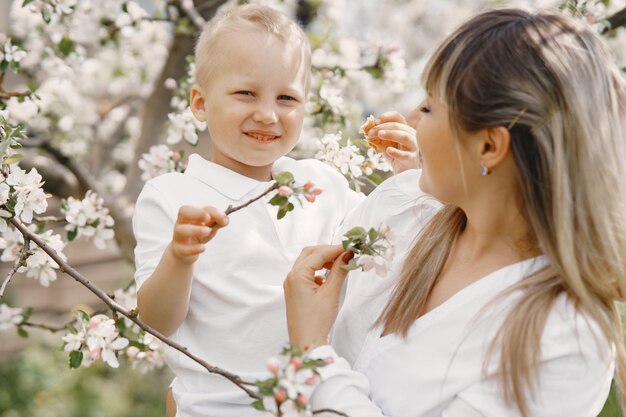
[236,91,254,96]
[420,106,431,113]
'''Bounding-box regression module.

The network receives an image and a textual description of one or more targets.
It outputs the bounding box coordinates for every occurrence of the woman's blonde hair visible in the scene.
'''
[377,8,626,415]
[194,3,311,90]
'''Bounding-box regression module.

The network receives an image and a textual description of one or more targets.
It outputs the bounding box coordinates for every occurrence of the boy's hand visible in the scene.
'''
[363,111,419,174]
[170,206,229,264]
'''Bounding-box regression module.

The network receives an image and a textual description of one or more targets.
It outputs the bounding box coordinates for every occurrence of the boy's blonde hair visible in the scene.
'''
[194,3,311,90]
[377,8,626,416]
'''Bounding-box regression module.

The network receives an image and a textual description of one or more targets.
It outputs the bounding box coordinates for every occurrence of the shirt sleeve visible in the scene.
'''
[133,182,176,290]
[307,345,387,417]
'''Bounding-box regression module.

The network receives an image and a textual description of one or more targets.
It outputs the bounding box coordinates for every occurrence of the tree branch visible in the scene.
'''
[601,6,626,34]
[0,237,31,299]
[172,0,207,29]
[10,217,260,400]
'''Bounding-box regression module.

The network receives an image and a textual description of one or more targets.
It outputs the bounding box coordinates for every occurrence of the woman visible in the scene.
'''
[284,8,626,416]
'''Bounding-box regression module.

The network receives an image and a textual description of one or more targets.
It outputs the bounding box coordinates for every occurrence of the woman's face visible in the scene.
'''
[413,94,474,204]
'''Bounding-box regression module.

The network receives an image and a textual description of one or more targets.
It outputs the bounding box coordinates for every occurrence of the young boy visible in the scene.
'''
[132,5,364,417]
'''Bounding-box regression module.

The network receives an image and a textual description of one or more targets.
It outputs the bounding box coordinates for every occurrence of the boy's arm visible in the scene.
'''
[134,186,228,336]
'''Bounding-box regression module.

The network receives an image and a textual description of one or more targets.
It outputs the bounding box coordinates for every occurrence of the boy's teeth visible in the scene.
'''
[249,133,276,141]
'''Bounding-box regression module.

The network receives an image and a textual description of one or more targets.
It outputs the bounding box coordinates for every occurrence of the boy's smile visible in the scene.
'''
[190,29,308,181]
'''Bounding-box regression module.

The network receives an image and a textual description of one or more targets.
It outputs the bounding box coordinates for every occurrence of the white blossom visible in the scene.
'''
[166,107,206,145]
[126,332,165,373]
[61,190,115,249]
[316,133,365,178]
[0,38,27,64]
[0,225,66,287]
[0,304,23,331]
[138,144,186,181]
[5,166,48,224]
[63,313,129,369]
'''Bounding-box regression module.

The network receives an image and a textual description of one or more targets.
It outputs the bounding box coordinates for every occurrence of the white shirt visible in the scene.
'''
[133,154,363,417]
[309,169,614,417]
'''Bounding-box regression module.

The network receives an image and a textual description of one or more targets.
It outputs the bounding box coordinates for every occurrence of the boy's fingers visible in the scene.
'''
[202,206,229,227]
[172,243,205,257]
[173,224,213,240]
[177,205,210,224]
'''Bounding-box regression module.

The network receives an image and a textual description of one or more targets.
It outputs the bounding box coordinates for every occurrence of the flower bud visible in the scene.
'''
[267,357,280,375]
[290,356,302,370]
[274,389,287,404]
[278,186,293,197]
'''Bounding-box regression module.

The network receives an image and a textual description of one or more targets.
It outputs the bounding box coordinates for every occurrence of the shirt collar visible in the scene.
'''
[184,154,303,201]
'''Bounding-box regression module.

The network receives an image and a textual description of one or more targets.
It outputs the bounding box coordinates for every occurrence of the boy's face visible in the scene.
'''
[190,30,308,181]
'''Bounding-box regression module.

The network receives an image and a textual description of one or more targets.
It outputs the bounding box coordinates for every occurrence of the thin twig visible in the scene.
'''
[22,320,68,332]
[10,218,260,399]
[0,237,31,299]
[313,409,350,417]
[225,183,280,215]
[34,215,65,223]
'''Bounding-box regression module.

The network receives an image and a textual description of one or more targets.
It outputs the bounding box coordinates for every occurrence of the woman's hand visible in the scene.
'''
[366,111,419,174]
[284,245,354,350]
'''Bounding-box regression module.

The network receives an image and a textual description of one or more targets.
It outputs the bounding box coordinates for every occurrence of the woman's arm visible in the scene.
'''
[283,245,388,416]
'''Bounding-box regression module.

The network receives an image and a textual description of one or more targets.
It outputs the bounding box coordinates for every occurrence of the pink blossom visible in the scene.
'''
[278,185,294,197]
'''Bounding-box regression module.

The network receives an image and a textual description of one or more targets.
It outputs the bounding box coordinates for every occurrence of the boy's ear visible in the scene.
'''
[479,126,511,172]
[189,85,207,122]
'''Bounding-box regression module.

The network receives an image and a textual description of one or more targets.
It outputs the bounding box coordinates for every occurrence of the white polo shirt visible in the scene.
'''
[133,154,364,417]
[309,169,614,417]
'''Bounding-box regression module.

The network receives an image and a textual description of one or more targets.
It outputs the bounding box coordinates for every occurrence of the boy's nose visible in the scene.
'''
[253,104,279,124]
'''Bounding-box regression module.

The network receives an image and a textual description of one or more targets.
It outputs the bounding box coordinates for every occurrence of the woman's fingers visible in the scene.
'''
[292,245,345,280]
[377,111,407,124]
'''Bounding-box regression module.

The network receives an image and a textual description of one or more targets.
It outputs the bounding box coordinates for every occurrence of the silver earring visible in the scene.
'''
[480,165,490,176]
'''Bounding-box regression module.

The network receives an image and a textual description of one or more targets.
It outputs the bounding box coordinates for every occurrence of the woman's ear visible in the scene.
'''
[189,85,207,122]
[479,126,511,173]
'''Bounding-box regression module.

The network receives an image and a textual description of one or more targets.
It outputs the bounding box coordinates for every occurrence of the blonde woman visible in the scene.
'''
[284,8,626,417]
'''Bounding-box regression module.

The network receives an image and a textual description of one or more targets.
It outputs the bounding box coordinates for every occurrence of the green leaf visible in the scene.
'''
[17,327,28,338]
[367,173,383,185]
[368,227,378,242]
[60,198,68,212]
[21,307,33,322]
[344,226,367,240]
[67,228,78,241]
[76,310,90,322]
[57,36,76,57]
[0,61,8,73]
[277,208,287,220]
[3,154,23,165]
[41,7,51,24]
[69,350,83,369]
[268,194,287,206]
[342,258,360,271]
[22,0,35,6]
[273,171,295,185]
[286,202,294,212]
[251,400,265,411]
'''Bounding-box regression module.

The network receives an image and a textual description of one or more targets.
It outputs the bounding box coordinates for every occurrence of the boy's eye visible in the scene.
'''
[278,95,297,102]
[235,91,254,96]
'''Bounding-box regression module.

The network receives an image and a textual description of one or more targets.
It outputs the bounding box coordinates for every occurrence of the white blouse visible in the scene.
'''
[310,169,614,417]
